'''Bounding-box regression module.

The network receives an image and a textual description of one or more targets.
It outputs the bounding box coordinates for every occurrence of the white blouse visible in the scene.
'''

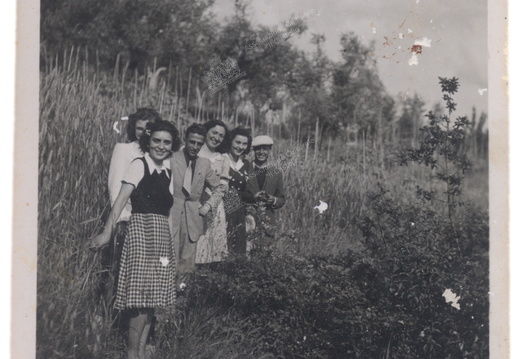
[198,144,231,181]
[108,141,170,222]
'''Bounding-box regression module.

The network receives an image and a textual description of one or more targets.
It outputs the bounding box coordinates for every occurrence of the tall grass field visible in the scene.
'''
[38,57,489,358]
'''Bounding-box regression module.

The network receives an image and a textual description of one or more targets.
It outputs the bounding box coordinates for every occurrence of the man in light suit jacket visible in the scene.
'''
[244,135,286,248]
[169,124,223,277]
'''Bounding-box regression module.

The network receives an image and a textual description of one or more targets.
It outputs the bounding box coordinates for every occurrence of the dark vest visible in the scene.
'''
[130,158,173,216]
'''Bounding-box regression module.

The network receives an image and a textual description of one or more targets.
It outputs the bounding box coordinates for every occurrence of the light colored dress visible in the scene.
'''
[195,144,230,263]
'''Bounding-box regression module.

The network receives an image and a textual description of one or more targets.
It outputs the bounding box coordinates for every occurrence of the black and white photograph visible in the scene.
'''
[10,0,509,357]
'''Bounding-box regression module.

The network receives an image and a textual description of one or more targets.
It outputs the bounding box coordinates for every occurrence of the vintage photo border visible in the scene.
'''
[10,0,509,357]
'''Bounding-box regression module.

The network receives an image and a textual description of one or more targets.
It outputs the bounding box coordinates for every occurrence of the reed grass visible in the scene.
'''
[37,57,488,358]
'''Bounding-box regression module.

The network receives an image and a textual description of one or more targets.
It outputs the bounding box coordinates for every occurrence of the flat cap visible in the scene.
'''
[252,135,274,147]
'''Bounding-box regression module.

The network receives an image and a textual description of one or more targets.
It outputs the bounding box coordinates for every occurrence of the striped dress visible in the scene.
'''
[114,157,176,309]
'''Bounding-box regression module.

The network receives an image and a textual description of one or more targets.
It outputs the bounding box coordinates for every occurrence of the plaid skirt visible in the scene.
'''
[114,213,176,309]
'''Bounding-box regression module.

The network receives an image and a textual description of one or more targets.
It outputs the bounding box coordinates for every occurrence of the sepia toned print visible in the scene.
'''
[11,0,509,358]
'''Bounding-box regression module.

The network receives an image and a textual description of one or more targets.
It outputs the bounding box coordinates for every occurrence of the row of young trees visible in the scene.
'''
[41,0,488,153]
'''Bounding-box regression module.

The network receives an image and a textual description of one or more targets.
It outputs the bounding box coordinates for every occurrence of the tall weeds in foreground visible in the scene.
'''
[38,60,488,358]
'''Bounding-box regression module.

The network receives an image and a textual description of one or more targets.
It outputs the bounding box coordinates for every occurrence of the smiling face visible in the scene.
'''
[148,131,173,164]
[205,125,226,151]
[230,135,249,159]
[135,119,149,140]
[253,145,271,165]
[184,133,205,159]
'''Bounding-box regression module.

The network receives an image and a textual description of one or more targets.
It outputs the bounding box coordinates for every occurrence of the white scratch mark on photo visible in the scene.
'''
[414,37,432,47]
[314,200,328,214]
[159,257,169,267]
[408,52,419,65]
[442,289,461,310]
[112,121,120,134]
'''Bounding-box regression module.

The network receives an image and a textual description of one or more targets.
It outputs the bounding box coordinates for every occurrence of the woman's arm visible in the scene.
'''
[90,183,134,248]
[108,143,127,206]
[199,163,226,216]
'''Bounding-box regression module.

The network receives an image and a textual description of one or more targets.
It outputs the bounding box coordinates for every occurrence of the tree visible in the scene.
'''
[398,77,472,218]
[397,92,425,143]
[329,32,390,138]
[41,0,218,71]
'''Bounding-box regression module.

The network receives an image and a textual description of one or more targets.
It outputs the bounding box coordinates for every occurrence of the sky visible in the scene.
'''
[213,0,488,118]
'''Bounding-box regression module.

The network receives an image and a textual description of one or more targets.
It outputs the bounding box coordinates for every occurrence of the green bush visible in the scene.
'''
[357,189,488,358]
[172,200,488,358]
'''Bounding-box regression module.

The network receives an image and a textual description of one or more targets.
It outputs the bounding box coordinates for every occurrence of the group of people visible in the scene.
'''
[90,108,286,359]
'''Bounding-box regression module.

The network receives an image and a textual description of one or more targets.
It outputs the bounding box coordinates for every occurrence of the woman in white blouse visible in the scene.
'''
[92,120,180,359]
[106,108,163,277]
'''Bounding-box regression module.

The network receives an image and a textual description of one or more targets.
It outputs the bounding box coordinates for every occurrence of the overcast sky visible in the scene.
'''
[213,0,488,118]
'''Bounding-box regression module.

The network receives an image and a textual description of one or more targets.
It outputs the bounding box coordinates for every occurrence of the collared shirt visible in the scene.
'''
[225,153,244,172]
[123,153,173,194]
[144,153,170,179]
[183,148,197,180]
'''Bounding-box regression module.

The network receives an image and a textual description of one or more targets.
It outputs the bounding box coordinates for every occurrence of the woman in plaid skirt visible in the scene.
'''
[91,120,181,359]
[106,108,163,282]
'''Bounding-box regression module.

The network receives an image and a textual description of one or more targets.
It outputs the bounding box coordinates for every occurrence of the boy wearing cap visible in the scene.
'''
[245,135,286,248]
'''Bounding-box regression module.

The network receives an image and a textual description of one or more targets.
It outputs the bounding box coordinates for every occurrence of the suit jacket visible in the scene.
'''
[244,162,286,227]
[169,151,222,243]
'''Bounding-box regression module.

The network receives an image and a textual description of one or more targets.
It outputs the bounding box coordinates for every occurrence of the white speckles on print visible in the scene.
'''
[408,52,419,65]
[113,121,120,134]
[414,37,432,48]
[314,200,329,214]
[399,33,404,39]
[159,257,170,267]
[478,88,488,95]
[442,289,461,310]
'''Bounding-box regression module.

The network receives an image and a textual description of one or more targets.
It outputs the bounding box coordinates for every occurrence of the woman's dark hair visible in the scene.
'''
[202,119,230,153]
[139,120,181,153]
[228,127,252,155]
[127,108,162,142]
[185,123,207,139]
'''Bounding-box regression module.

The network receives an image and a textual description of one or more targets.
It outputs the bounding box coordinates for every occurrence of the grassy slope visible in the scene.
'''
[37,64,488,358]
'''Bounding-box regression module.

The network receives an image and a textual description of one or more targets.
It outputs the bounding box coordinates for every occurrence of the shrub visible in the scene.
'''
[357,189,488,358]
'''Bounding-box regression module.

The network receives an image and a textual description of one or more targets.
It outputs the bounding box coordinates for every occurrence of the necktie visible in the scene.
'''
[183,160,193,197]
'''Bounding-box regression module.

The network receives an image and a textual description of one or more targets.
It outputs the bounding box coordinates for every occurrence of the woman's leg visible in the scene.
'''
[127,308,152,359]
[138,309,154,359]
